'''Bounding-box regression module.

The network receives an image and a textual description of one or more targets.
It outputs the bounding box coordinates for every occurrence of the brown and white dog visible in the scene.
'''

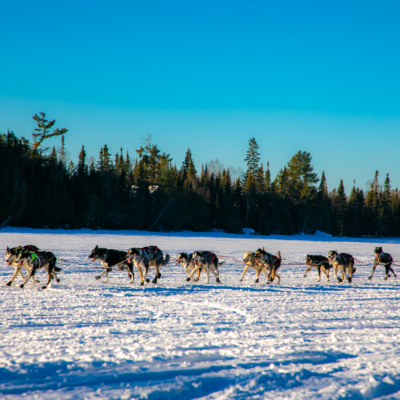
[328,250,356,283]
[254,248,282,284]
[176,252,204,281]
[188,251,221,284]
[241,252,268,283]
[304,255,331,282]
[127,246,170,285]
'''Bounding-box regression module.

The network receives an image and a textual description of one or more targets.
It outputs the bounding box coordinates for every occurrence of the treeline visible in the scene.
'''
[1,114,399,237]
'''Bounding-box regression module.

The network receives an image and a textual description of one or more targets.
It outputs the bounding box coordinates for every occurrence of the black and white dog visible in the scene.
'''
[5,245,41,286]
[304,255,331,282]
[328,250,356,283]
[127,246,170,285]
[254,248,282,284]
[241,252,268,283]
[17,248,60,289]
[369,247,396,280]
[188,251,221,284]
[89,245,134,283]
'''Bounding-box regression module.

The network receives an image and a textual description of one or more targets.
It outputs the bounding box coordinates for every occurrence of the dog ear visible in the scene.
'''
[7,246,9,251]
[95,245,98,250]
[262,246,265,251]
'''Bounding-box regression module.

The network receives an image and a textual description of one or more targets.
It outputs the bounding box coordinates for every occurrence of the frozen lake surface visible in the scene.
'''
[1,228,400,399]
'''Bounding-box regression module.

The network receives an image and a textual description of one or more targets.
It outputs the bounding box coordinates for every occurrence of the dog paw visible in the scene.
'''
[6,281,12,286]
[303,274,307,278]
[186,277,191,282]
[140,282,144,286]
[146,279,150,283]
[19,284,24,289]
[152,278,158,284]
[95,276,101,280]
[158,273,162,278]
[239,279,243,282]
[41,286,48,290]
[353,268,357,274]
[368,276,372,280]
[216,278,221,283]
[254,279,259,283]
[347,278,352,283]
[57,279,60,283]
[384,276,388,281]
[337,279,343,283]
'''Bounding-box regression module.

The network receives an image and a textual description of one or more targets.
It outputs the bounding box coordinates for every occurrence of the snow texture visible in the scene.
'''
[1,228,400,399]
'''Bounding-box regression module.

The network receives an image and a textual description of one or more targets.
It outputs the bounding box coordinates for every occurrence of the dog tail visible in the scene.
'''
[277,251,282,259]
[54,266,63,272]
[161,254,170,266]
[217,261,225,267]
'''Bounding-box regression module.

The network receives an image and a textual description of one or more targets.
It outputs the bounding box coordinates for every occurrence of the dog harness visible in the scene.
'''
[203,251,216,263]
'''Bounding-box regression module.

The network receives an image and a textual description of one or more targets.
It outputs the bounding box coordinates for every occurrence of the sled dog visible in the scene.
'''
[188,251,221,284]
[176,252,203,281]
[127,246,170,285]
[369,247,396,281]
[328,250,356,283]
[241,252,268,283]
[17,248,60,289]
[254,248,282,284]
[5,245,41,286]
[304,255,331,282]
[89,245,134,283]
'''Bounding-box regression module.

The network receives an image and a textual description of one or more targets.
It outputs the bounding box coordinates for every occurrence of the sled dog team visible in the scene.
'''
[3,244,397,288]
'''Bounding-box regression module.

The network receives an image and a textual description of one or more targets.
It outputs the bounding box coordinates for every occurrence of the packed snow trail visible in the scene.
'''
[1,228,400,399]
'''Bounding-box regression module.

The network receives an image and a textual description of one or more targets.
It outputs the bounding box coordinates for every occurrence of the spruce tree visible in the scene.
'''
[244,138,260,178]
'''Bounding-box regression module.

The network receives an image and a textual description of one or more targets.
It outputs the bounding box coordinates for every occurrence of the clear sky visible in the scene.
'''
[1,0,399,192]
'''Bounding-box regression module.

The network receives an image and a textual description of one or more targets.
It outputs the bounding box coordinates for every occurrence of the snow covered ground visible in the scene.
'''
[1,228,400,399]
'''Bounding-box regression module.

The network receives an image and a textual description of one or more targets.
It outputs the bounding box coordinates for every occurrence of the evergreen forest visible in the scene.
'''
[1,113,399,237]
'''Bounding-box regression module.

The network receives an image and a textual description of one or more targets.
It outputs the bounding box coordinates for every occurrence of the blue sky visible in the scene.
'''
[1,0,399,192]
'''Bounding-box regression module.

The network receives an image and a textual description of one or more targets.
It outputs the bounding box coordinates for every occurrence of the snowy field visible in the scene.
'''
[1,228,400,399]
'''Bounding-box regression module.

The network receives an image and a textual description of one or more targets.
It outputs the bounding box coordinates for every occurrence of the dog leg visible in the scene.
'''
[322,266,329,281]
[136,263,145,286]
[368,266,377,280]
[213,262,221,283]
[52,270,61,283]
[334,266,342,283]
[104,269,109,283]
[384,265,390,280]
[188,265,200,282]
[20,267,35,289]
[127,264,134,283]
[240,265,251,282]
[6,267,21,286]
[389,265,397,278]
[95,269,107,281]
[275,272,281,285]
[303,265,312,278]
[152,266,160,284]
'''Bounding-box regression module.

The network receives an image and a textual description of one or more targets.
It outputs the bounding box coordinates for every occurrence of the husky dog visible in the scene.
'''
[254,248,282,284]
[304,255,331,282]
[328,250,356,283]
[89,245,134,283]
[176,252,202,281]
[188,251,221,283]
[5,245,41,286]
[17,248,60,289]
[241,252,268,283]
[369,247,396,281]
[127,246,170,285]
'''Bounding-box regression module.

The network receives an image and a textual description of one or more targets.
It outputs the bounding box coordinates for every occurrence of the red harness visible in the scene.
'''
[204,251,216,264]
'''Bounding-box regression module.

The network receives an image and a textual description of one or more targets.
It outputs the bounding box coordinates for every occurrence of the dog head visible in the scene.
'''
[5,246,22,266]
[88,245,101,262]
[328,250,338,262]
[176,252,190,265]
[254,248,267,261]
[126,248,140,263]
[16,248,33,267]
[243,252,255,263]
[191,251,203,265]
[374,247,383,254]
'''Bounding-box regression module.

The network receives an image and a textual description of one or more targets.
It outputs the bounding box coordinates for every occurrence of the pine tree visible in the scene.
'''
[244,138,260,178]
